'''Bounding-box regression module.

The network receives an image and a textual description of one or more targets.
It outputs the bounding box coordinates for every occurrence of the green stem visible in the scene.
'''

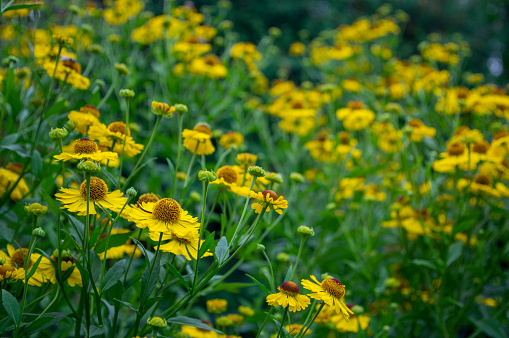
[229,177,257,249]
[276,307,289,338]
[118,97,130,182]
[261,250,275,293]
[172,113,184,198]
[290,236,305,281]
[97,75,118,109]
[255,307,274,338]
[123,229,143,284]
[296,302,325,338]
[192,181,209,292]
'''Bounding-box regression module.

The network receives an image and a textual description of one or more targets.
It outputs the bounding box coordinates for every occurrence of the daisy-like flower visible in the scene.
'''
[266,281,311,312]
[54,138,118,163]
[406,118,436,142]
[219,131,244,150]
[182,123,215,155]
[2,245,50,286]
[433,143,470,173]
[67,105,101,134]
[38,254,82,287]
[0,163,29,201]
[0,264,25,282]
[332,311,370,333]
[149,229,212,261]
[126,198,200,236]
[55,177,127,216]
[301,275,354,321]
[97,228,142,260]
[206,299,228,313]
[250,190,288,215]
[210,166,251,197]
[88,122,144,157]
[286,324,311,336]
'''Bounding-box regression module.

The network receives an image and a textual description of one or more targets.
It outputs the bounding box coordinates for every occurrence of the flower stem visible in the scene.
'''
[290,236,305,281]
[118,97,130,182]
[172,112,184,198]
[192,181,209,293]
[296,302,324,338]
[276,307,289,338]
[229,177,257,249]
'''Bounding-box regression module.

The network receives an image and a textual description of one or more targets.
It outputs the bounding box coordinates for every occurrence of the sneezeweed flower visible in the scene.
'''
[189,54,227,79]
[206,299,228,313]
[433,143,468,173]
[238,305,255,317]
[68,105,101,134]
[289,42,306,56]
[24,203,48,216]
[210,166,250,197]
[198,169,218,183]
[88,122,144,157]
[219,131,244,150]
[0,163,29,201]
[286,324,311,336]
[180,322,218,337]
[302,275,354,320]
[236,152,257,165]
[266,281,311,312]
[331,306,370,333]
[38,252,82,287]
[182,123,215,155]
[54,138,118,162]
[126,198,199,236]
[404,118,436,142]
[250,190,288,215]
[152,101,175,117]
[149,229,212,260]
[2,245,49,286]
[336,101,375,131]
[0,263,25,282]
[119,89,135,98]
[55,177,127,216]
[226,314,244,326]
[290,172,305,183]
[98,228,142,260]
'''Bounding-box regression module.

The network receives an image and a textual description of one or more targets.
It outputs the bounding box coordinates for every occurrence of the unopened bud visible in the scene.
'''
[49,127,68,139]
[198,170,217,182]
[114,63,129,75]
[289,172,305,183]
[147,317,166,328]
[297,225,314,237]
[119,89,135,98]
[256,244,265,251]
[174,103,188,114]
[247,165,265,177]
[126,187,137,197]
[24,203,48,216]
[64,121,77,132]
[190,191,201,202]
[32,227,46,238]
[77,160,101,173]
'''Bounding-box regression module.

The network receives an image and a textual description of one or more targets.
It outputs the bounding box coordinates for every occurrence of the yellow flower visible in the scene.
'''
[206,299,228,313]
[38,255,82,287]
[433,143,470,173]
[54,138,119,163]
[336,101,375,131]
[236,153,257,165]
[0,163,29,201]
[332,313,370,333]
[181,323,218,338]
[55,177,127,216]
[301,275,354,320]
[43,55,90,90]
[289,42,306,56]
[68,105,101,134]
[238,305,255,316]
[97,228,142,260]
[88,122,144,157]
[406,118,436,142]
[182,123,215,155]
[2,245,50,286]
[219,131,244,150]
[210,166,251,197]
[126,198,199,236]
[0,264,25,282]
[341,79,362,92]
[149,229,212,261]
[189,54,227,79]
[266,281,311,312]
[250,190,288,215]
[285,324,311,336]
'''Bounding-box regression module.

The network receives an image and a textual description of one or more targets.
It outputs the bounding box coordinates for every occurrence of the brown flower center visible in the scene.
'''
[0,265,16,277]
[472,141,489,154]
[171,233,191,244]
[474,174,491,186]
[108,121,130,136]
[137,193,159,206]
[79,177,108,200]
[80,105,100,118]
[408,118,423,128]
[193,124,212,135]
[347,101,364,110]
[217,166,238,184]
[279,281,300,295]
[262,190,279,201]
[494,130,509,140]
[60,55,82,74]
[203,54,220,66]
[74,138,99,154]
[11,249,28,268]
[321,278,345,299]
[291,101,304,109]
[6,162,23,174]
[447,143,465,156]
[152,198,181,222]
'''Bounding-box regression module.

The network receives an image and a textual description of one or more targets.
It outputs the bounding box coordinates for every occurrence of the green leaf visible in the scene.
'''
[2,290,20,326]
[114,299,138,312]
[167,263,191,291]
[210,282,254,293]
[26,255,43,280]
[215,236,229,265]
[23,313,68,335]
[284,264,293,282]
[31,150,42,176]
[101,169,120,189]
[101,260,126,293]
[167,316,223,334]
[246,274,270,295]
[94,232,131,253]
[89,89,101,106]
[408,259,438,271]
[469,317,507,338]
[447,241,463,267]
[89,325,105,337]
[2,3,43,14]
[0,223,14,241]
[44,99,67,118]
[198,232,215,257]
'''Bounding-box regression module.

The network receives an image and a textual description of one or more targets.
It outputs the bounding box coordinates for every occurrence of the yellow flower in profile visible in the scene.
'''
[341,78,362,92]
[433,143,469,173]
[332,312,370,333]
[206,299,228,313]
[301,275,354,320]
[182,123,215,155]
[406,118,436,142]
[88,122,144,157]
[2,245,50,286]
[236,153,257,165]
[55,177,127,216]
[54,138,118,163]
[219,131,244,150]
[457,174,501,198]
[250,190,288,215]
[336,101,375,131]
[210,166,251,197]
[289,42,306,56]
[238,305,255,317]
[181,323,218,338]
[266,281,311,312]
[189,54,227,79]
[97,228,142,260]
[0,264,25,282]
[38,254,82,287]
[285,324,311,336]
[0,163,29,201]
[126,198,200,236]
[149,228,212,261]
[68,105,101,134]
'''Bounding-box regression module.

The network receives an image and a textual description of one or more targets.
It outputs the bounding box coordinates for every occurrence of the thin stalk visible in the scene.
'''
[255,307,274,338]
[97,75,118,109]
[297,302,325,338]
[118,97,130,182]
[122,229,143,284]
[192,181,209,292]
[229,177,257,249]
[276,307,289,338]
[290,236,305,281]
[172,112,184,198]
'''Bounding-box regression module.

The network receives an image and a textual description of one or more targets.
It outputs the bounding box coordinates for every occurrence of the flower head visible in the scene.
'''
[182,123,215,155]
[301,275,354,320]
[266,281,311,312]
[54,138,118,163]
[250,190,288,215]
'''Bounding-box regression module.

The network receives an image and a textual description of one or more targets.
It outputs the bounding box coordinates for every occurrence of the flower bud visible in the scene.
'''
[198,170,217,182]
[147,317,166,328]
[190,191,201,202]
[24,203,48,216]
[77,160,101,173]
[265,172,282,184]
[87,44,103,54]
[256,244,265,252]
[64,120,77,132]
[94,79,106,88]
[351,305,364,313]
[276,252,289,262]
[32,227,46,238]
[53,249,70,258]
[174,103,188,114]
[219,20,233,30]
[268,27,281,38]
[176,172,187,181]
[49,127,68,139]
[236,153,257,165]
[69,4,80,14]
[297,225,314,237]
[114,63,129,75]
[289,172,305,183]
[247,165,265,177]
[126,187,137,197]
[151,101,175,117]
[218,0,232,9]
[119,89,135,98]
[2,56,19,67]
[321,273,333,280]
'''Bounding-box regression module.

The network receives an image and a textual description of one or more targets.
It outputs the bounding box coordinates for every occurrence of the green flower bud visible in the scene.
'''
[256,244,265,252]
[49,127,68,139]
[198,170,217,182]
[32,227,46,238]
[24,203,48,216]
[174,103,188,114]
[268,27,281,38]
[247,165,265,177]
[276,252,289,262]
[87,44,103,54]
[94,79,106,88]
[351,305,364,313]
[77,160,101,173]
[2,56,19,67]
[321,273,333,280]
[190,191,201,202]
[217,0,232,9]
[126,187,137,197]
[53,249,71,257]
[147,317,166,328]
[297,225,314,237]
[216,316,232,327]
[114,63,129,75]
[64,121,77,132]
[119,89,135,98]
[265,172,283,184]
[289,172,305,183]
